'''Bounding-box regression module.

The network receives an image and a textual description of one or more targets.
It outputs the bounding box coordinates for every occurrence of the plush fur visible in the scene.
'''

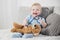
[11,22,41,35]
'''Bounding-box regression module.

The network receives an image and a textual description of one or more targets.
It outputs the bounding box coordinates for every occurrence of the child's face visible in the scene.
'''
[31,5,42,17]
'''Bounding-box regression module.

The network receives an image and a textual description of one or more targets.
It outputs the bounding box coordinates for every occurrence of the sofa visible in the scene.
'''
[19,6,60,36]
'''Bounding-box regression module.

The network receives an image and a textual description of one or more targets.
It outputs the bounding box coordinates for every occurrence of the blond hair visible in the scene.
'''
[32,3,41,7]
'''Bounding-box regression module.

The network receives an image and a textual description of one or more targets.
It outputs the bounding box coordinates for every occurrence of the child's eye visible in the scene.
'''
[33,9,35,11]
[37,9,39,11]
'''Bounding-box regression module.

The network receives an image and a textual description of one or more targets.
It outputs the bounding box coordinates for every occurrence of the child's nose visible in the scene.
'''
[34,10,37,13]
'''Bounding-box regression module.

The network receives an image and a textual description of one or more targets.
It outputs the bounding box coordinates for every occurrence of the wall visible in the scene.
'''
[17,0,60,7]
[0,0,17,29]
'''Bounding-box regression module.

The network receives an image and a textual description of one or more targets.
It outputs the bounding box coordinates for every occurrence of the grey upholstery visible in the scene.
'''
[40,7,54,19]
[41,13,60,36]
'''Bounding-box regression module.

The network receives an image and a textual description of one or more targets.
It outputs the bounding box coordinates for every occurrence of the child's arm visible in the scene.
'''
[23,18,28,26]
[23,18,28,28]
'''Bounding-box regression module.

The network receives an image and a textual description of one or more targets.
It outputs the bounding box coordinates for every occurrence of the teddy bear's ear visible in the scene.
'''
[13,22,24,29]
[13,22,19,26]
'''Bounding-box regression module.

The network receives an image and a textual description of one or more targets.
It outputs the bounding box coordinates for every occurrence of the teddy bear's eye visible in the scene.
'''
[34,25,36,27]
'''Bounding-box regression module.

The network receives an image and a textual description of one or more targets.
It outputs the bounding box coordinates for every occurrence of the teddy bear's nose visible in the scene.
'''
[22,26,24,27]
[21,26,24,28]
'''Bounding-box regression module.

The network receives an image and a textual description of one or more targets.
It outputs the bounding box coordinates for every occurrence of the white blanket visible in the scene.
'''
[0,29,60,40]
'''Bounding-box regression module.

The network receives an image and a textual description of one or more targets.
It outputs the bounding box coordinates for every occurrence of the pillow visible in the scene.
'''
[40,7,54,19]
[41,13,60,36]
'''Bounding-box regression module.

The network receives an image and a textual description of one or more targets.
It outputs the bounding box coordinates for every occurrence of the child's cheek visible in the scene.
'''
[38,11,41,15]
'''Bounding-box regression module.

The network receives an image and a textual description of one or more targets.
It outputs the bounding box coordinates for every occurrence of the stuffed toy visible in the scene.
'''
[11,22,41,36]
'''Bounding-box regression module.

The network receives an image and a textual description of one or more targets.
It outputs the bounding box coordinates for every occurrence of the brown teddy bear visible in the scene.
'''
[11,22,41,36]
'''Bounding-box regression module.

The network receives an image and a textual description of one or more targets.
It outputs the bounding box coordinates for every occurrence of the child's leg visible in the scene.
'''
[22,34,33,38]
[11,32,23,38]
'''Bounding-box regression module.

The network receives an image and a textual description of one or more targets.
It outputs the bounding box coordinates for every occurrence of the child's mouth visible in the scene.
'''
[33,13,37,15]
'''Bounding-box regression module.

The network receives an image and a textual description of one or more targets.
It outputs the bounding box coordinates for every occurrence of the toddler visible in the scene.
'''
[12,3,47,38]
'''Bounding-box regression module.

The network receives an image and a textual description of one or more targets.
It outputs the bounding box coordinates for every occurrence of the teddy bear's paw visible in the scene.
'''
[11,28,17,32]
[33,33,39,36]
[32,28,41,35]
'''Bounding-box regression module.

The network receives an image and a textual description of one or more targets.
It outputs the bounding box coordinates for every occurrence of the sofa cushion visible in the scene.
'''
[40,7,54,19]
[41,13,60,36]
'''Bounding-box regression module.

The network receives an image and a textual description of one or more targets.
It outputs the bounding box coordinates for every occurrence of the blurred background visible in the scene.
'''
[0,0,60,29]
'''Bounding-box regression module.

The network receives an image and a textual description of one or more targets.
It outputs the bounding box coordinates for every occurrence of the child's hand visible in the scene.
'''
[39,19,47,28]
[40,19,45,25]
[39,18,44,24]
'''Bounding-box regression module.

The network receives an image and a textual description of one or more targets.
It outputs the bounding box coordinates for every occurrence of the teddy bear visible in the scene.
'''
[11,22,41,36]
